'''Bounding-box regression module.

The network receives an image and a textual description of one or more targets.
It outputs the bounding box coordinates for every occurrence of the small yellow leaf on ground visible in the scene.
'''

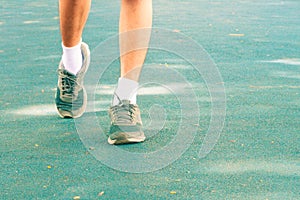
[98,191,104,196]
[170,191,177,194]
[228,33,245,37]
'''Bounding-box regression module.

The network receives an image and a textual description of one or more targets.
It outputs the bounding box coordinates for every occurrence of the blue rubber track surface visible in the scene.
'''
[1,0,299,199]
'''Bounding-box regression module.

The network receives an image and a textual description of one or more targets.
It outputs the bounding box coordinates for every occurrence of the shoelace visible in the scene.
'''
[58,69,78,99]
[111,99,137,125]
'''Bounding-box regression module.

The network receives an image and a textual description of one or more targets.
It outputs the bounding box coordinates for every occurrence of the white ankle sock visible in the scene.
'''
[112,77,139,105]
[62,40,83,75]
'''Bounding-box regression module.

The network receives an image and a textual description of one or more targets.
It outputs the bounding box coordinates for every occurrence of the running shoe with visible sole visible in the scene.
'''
[55,42,90,118]
[108,99,145,145]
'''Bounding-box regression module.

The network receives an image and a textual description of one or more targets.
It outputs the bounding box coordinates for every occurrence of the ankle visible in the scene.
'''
[112,77,138,105]
[62,39,83,75]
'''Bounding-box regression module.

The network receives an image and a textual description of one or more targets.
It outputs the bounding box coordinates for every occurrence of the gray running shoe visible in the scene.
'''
[108,99,145,145]
[55,42,90,118]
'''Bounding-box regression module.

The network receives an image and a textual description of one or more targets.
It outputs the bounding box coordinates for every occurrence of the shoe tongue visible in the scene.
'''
[120,100,131,105]
[64,69,77,77]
